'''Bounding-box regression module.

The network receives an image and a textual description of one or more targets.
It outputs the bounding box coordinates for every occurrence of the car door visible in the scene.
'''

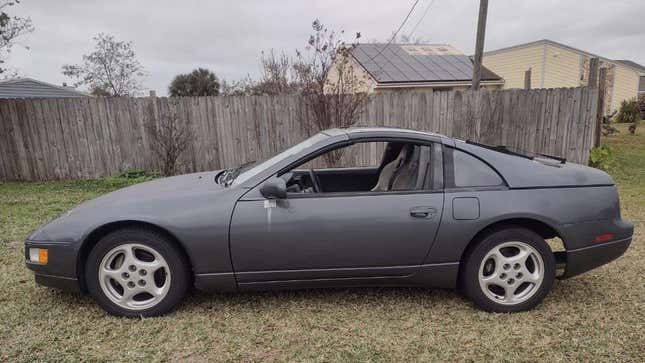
[229,142,445,286]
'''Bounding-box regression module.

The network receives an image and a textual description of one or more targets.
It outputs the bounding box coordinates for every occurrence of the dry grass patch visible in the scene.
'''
[1,127,643,361]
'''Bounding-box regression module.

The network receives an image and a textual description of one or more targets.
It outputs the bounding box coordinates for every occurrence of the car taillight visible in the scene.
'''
[593,233,614,243]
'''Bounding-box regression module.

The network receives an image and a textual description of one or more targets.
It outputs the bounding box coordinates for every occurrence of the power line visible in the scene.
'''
[368,0,421,62]
[408,0,437,39]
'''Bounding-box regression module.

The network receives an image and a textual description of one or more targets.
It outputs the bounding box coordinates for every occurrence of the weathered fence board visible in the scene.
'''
[0,88,598,181]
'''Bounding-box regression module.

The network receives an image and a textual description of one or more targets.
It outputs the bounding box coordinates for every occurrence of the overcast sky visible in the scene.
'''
[6,0,644,95]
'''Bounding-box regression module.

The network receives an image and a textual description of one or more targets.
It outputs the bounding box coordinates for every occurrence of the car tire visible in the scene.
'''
[461,227,555,313]
[85,227,190,317]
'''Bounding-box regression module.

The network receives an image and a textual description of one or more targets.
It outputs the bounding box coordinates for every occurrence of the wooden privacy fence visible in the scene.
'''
[0,87,598,181]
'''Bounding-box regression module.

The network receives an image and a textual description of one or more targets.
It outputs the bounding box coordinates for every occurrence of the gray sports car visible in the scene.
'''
[25,127,633,317]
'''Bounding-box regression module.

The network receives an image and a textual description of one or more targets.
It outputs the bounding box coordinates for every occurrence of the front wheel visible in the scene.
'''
[85,228,190,317]
[461,227,555,312]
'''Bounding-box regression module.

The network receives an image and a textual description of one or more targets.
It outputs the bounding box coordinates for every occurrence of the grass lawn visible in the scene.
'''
[1,124,643,361]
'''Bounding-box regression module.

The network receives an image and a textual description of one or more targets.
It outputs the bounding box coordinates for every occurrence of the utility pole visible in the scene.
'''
[471,0,489,89]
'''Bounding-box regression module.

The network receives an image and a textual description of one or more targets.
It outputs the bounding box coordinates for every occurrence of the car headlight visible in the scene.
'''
[28,247,48,264]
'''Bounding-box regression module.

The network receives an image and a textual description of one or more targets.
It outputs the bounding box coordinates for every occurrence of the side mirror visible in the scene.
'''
[260,177,287,199]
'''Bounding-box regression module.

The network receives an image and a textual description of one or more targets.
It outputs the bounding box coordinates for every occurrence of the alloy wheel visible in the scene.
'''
[478,241,544,305]
[98,243,171,311]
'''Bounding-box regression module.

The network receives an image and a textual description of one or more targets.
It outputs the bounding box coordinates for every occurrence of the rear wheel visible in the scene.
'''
[85,228,190,317]
[462,227,555,312]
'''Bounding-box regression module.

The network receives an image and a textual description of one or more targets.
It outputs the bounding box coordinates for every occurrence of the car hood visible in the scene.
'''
[73,170,225,212]
[27,170,243,242]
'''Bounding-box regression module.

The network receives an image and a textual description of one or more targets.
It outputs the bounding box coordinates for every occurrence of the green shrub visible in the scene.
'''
[615,99,640,124]
[589,145,614,171]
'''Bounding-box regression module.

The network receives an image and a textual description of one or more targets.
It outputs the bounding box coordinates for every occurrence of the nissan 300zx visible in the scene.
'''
[25,127,633,316]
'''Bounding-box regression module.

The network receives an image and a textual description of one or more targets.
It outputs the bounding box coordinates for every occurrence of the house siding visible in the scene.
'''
[611,64,640,111]
[324,54,376,94]
[542,44,580,88]
[485,40,644,112]
[483,43,545,89]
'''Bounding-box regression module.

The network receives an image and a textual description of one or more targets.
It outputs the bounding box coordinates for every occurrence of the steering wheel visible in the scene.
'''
[309,169,322,193]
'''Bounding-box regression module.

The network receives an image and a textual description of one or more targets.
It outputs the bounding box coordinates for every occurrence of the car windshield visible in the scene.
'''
[231,133,329,185]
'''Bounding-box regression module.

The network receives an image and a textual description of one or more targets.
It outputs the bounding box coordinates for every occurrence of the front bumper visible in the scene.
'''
[24,240,82,293]
[33,273,82,293]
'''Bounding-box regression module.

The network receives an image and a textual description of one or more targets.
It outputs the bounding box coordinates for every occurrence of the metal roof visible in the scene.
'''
[351,43,502,83]
[0,78,90,98]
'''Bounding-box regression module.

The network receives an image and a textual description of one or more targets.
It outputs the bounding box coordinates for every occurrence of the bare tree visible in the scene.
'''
[220,77,255,96]
[0,1,34,74]
[89,85,111,97]
[146,103,193,176]
[293,19,370,166]
[255,50,300,95]
[62,33,145,96]
[220,19,369,166]
[221,51,299,96]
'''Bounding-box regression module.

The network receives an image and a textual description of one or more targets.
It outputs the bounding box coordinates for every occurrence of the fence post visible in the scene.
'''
[524,69,531,90]
[588,58,605,148]
[588,58,599,88]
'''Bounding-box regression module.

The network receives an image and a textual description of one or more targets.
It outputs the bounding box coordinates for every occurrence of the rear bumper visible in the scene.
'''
[561,237,631,279]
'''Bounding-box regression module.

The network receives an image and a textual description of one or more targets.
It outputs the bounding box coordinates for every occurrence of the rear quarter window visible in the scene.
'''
[449,148,503,188]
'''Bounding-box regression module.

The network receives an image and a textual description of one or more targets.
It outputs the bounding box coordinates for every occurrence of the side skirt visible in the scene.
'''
[235,263,460,292]
[194,272,237,293]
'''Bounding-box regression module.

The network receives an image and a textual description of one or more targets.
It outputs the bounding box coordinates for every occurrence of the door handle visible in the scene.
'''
[409,206,436,219]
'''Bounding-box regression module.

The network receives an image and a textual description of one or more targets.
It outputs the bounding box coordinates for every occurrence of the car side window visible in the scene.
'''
[449,148,503,188]
[279,140,438,195]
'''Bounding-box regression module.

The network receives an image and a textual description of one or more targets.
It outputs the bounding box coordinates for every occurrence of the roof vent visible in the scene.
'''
[401,44,461,56]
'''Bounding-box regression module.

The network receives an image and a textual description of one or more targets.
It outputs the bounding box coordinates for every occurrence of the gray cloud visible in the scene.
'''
[7,0,645,95]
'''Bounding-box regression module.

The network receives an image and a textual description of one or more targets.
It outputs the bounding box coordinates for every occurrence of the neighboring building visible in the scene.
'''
[0,77,90,98]
[483,39,645,112]
[616,60,645,96]
[327,43,504,93]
